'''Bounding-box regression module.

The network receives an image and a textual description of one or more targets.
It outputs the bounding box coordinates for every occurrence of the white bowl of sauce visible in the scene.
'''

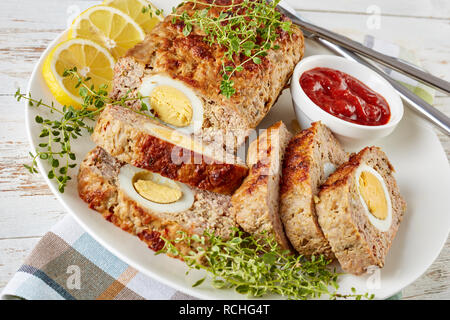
[291,55,404,146]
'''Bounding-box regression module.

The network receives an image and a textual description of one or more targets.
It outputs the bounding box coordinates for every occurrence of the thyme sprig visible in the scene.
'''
[17,67,152,193]
[162,0,291,98]
[158,228,374,300]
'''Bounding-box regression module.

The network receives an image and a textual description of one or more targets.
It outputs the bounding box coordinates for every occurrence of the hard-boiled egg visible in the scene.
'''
[118,165,194,213]
[138,74,204,135]
[355,164,392,232]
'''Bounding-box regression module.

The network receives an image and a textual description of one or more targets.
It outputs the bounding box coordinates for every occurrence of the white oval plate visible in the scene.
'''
[25,0,450,300]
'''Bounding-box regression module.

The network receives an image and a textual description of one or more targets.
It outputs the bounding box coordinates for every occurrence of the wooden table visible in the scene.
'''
[0,0,449,299]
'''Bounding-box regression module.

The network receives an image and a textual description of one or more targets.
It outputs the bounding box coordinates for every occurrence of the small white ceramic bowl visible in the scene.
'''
[291,55,404,146]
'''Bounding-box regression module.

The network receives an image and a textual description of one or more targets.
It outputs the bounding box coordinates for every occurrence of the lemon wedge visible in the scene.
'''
[42,38,115,108]
[103,0,163,34]
[69,5,145,59]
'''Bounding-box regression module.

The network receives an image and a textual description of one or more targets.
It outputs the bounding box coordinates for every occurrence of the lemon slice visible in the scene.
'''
[69,5,145,59]
[42,38,115,108]
[103,0,163,34]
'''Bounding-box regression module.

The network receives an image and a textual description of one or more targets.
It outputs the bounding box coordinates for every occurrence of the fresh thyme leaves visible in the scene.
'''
[166,0,291,98]
[17,67,153,193]
[157,228,374,300]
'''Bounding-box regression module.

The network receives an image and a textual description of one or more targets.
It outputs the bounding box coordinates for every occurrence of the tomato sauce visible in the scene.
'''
[300,67,391,126]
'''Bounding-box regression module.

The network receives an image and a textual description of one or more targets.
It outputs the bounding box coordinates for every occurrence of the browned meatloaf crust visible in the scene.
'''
[231,121,292,250]
[316,147,407,275]
[78,147,236,256]
[111,0,304,136]
[92,104,248,195]
[280,122,348,259]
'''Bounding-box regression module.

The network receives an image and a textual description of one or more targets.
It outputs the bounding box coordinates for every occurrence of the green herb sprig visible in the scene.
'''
[141,4,164,17]
[160,0,291,98]
[158,228,374,300]
[17,67,152,193]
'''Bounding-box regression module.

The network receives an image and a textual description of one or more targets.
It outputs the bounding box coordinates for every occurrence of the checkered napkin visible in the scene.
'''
[2,38,432,300]
[1,215,195,300]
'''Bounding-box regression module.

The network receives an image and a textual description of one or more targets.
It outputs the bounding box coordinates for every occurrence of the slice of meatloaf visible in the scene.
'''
[231,121,292,250]
[91,104,248,195]
[78,147,236,256]
[280,122,348,259]
[111,1,304,140]
[316,147,407,275]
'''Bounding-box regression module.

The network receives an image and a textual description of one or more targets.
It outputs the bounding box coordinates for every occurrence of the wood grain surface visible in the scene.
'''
[0,0,449,299]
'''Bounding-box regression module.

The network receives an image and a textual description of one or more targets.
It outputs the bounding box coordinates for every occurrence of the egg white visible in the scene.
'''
[355,164,393,232]
[118,165,194,213]
[138,75,204,135]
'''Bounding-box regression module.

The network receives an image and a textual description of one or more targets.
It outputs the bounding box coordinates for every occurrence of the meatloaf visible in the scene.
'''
[316,147,407,275]
[231,121,292,250]
[280,122,348,259]
[78,146,236,256]
[111,0,304,144]
[92,104,248,195]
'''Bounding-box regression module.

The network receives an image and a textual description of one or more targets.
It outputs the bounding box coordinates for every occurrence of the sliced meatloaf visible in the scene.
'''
[280,122,348,259]
[92,104,248,195]
[111,0,304,141]
[316,147,407,275]
[231,121,292,250]
[78,147,236,256]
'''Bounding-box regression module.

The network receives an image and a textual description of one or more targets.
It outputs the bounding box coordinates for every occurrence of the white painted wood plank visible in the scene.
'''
[0,0,99,94]
[285,0,450,19]
[0,95,67,239]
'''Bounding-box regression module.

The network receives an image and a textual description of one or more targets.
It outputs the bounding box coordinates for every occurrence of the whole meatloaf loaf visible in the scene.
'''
[111,0,304,142]
[92,104,248,195]
[280,122,348,259]
[78,147,236,256]
[231,121,292,250]
[316,147,406,275]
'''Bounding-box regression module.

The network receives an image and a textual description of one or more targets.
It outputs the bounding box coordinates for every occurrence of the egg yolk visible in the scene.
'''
[133,172,182,204]
[149,85,193,127]
[358,171,388,220]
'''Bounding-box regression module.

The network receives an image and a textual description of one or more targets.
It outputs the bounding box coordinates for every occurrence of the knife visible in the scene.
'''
[275,0,450,135]
[275,0,450,95]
